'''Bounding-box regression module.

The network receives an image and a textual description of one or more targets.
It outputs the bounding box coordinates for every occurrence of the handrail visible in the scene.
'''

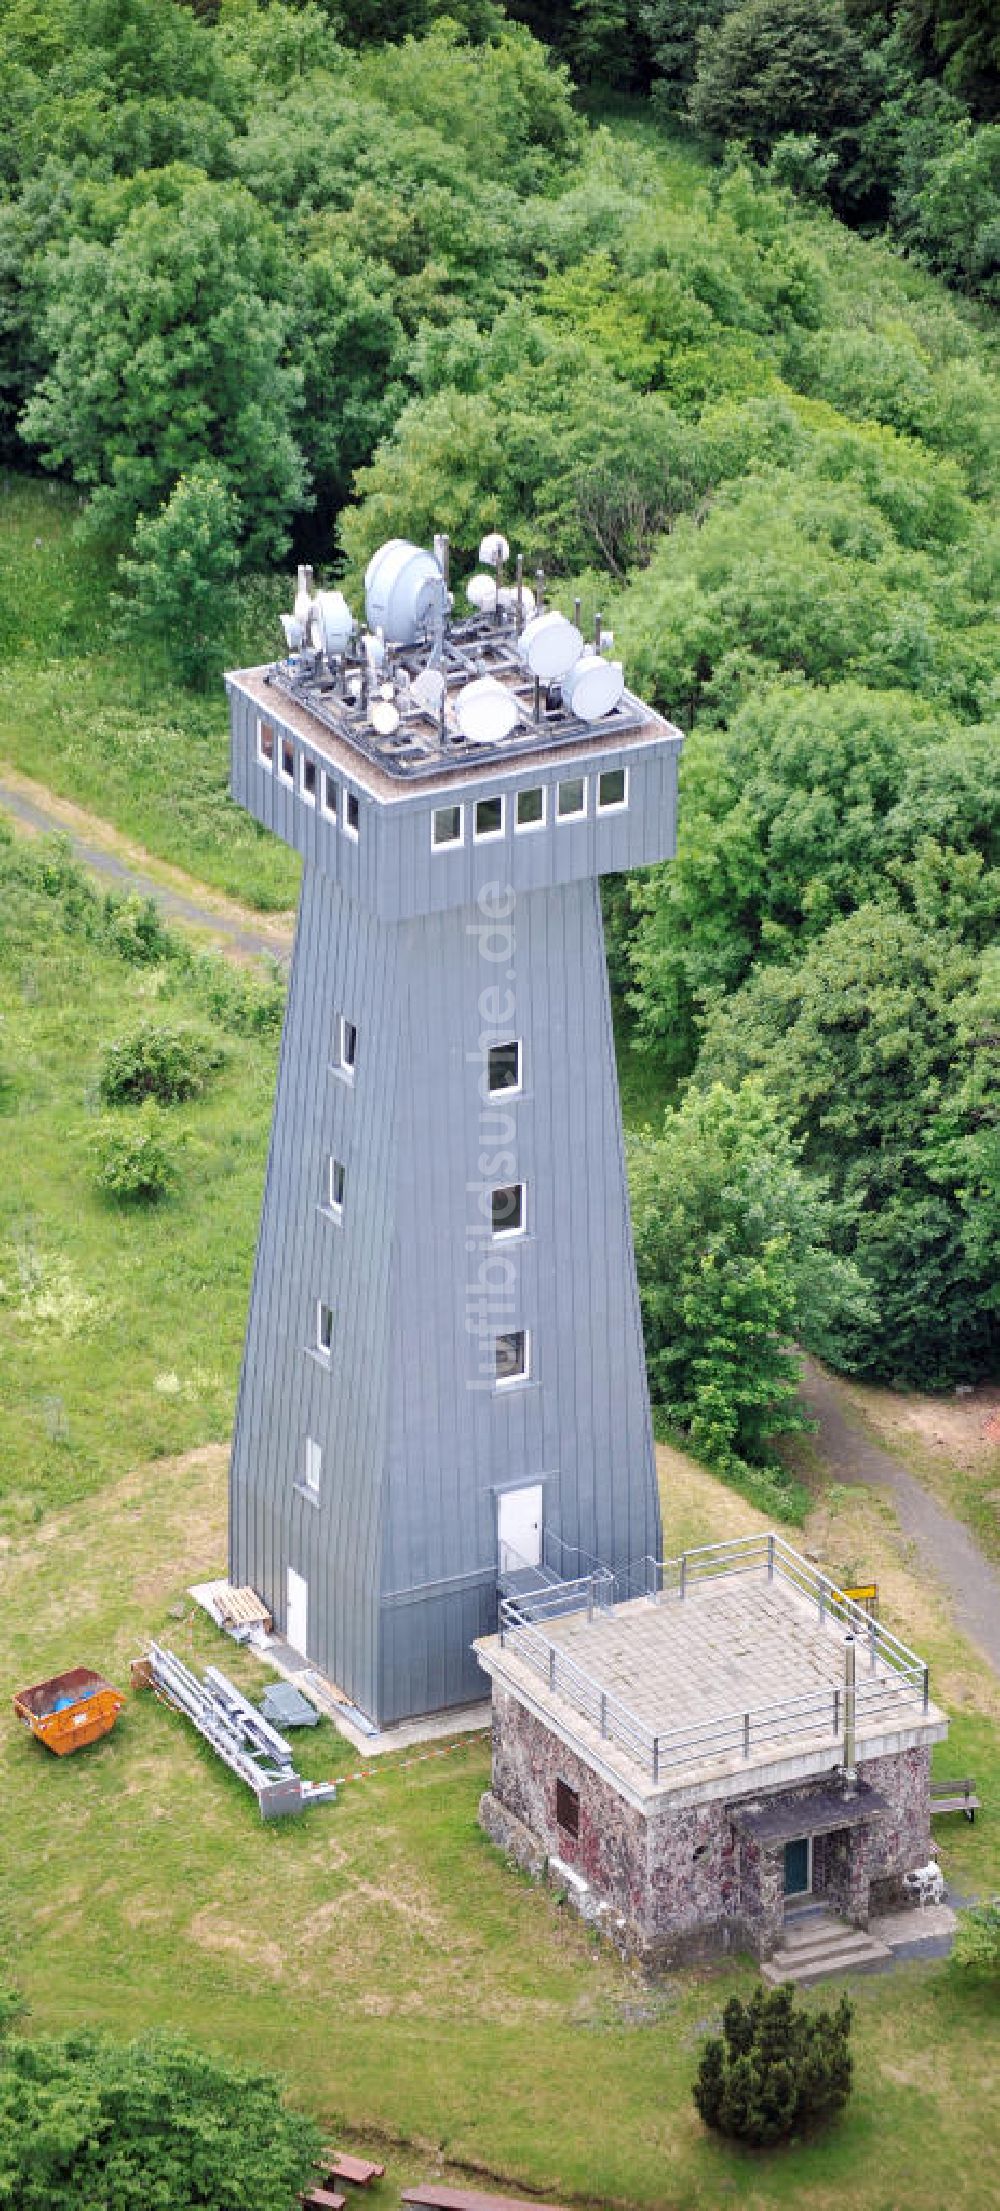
[495,1532,931,1785]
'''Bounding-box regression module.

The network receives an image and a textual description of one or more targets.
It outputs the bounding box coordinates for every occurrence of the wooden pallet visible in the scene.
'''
[214,1585,272,1632]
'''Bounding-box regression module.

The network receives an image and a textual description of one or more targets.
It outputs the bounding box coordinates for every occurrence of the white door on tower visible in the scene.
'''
[286,1565,308,1657]
[497,1484,543,1575]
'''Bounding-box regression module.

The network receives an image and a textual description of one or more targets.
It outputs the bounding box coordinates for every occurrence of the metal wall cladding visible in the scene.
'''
[227,671,676,1726]
[228,677,680,925]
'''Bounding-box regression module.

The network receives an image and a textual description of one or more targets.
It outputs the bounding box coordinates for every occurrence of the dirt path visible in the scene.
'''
[801,1357,1000,1677]
[0,766,294,967]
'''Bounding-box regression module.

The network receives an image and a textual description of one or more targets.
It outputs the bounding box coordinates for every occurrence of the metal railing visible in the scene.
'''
[496,1533,931,1786]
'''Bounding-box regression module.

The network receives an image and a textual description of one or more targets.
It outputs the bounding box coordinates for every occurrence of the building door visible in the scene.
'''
[286,1565,308,1657]
[783,1836,811,1897]
[497,1484,543,1575]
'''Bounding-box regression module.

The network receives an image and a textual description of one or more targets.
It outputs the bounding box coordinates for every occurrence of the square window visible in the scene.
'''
[280,737,295,784]
[345,791,360,839]
[301,755,317,805]
[432,804,463,849]
[495,1329,529,1387]
[492,1183,524,1237]
[317,1301,333,1356]
[557,776,586,820]
[322,771,338,819]
[487,1040,521,1095]
[304,1436,322,1493]
[516,786,546,832]
[556,1779,580,1838]
[333,1015,357,1080]
[257,719,275,769]
[328,1157,345,1214]
[474,794,505,841]
[598,766,628,811]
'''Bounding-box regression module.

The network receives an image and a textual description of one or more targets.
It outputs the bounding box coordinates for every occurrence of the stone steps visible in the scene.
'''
[762,1911,892,1986]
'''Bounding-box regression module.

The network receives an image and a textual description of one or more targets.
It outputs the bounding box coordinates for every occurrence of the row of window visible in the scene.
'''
[258,720,360,839]
[432,767,628,851]
[299,1322,530,1503]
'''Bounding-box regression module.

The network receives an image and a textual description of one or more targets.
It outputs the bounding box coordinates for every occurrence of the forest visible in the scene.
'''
[0,0,997,1510]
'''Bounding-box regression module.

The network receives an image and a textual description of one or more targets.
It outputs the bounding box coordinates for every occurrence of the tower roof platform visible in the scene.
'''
[475,1534,947,1812]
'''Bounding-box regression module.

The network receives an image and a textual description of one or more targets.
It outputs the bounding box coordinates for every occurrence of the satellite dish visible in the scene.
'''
[365,539,445,645]
[411,666,445,716]
[455,676,520,745]
[280,613,305,652]
[466,573,498,612]
[363,629,386,674]
[311,590,355,658]
[498,583,535,620]
[563,653,626,723]
[479,532,509,567]
[517,610,583,684]
[370,697,400,738]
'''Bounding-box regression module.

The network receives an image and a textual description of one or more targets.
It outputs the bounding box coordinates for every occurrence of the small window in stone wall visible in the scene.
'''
[556,1779,579,1838]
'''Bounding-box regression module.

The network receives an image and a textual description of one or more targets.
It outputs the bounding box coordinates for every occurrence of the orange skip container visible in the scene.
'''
[13,1668,124,1755]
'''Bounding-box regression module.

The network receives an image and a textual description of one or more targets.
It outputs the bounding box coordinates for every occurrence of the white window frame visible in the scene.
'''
[492,1181,526,1239]
[515,785,547,833]
[327,1156,345,1217]
[487,1039,522,1098]
[432,802,464,852]
[333,1014,357,1083]
[257,718,275,771]
[303,1436,322,1493]
[322,771,338,820]
[597,765,629,814]
[279,735,295,786]
[556,774,588,823]
[316,1300,333,1358]
[474,792,506,843]
[344,790,360,841]
[495,1328,530,1390]
[300,753,317,807]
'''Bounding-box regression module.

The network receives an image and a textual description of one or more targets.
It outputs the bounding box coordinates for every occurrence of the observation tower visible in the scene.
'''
[225,535,682,1726]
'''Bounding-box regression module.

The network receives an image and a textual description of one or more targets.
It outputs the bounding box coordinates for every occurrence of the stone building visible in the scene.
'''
[475,1533,947,1963]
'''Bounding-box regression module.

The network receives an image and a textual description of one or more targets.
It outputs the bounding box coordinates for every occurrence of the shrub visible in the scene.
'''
[94,1103,179,1204]
[99,1023,225,1107]
[693,1983,853,2145]
[952,1901,1000,1976]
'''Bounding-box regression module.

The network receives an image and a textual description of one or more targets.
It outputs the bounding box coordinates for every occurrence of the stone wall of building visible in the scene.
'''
[486,1686,936,1959]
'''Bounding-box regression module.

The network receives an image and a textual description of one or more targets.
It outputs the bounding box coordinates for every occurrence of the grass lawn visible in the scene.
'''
[0,472,300,913]
[2,829,998,2209]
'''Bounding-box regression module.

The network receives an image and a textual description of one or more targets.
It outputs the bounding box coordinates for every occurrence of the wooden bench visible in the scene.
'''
[320,2153,386,2187]
[931,1777,980,1822]
[401,2188,570,2211]
[302,2189,347,2211]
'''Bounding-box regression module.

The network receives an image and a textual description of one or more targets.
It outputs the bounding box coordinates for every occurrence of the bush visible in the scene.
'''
[952,1901,1000,1976]
[99,1023,225,1107]
[94,1103,179,1204]
[693,1984,853,2145]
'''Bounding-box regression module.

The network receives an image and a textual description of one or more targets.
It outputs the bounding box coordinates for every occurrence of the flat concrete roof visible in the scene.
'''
[475,1566,947,1812]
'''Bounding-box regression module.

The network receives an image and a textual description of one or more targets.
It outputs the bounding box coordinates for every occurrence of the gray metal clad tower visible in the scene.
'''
[225,538,682,1727]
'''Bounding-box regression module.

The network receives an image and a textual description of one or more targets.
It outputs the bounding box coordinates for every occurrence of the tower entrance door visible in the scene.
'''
[783,1836,812,1897]
[286,1566,308,1658]
[497,1485,543,1576]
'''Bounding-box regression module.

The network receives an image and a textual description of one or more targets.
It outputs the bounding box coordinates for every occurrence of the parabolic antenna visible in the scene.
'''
[370,697,400,738]
[563,652,626,723]
[280,612,305,653]
[466,572,497,612]
[310,590,355,658]
[365,539,444,646]
[517,610,583,684]
[479,531,509,566]
[293,565,314,629]
[455,675,520,745]
[498,583,535,620]
[410,666,445,716]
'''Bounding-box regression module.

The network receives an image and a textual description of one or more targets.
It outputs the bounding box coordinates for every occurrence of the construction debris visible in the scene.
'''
[137,1645,336,1820]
